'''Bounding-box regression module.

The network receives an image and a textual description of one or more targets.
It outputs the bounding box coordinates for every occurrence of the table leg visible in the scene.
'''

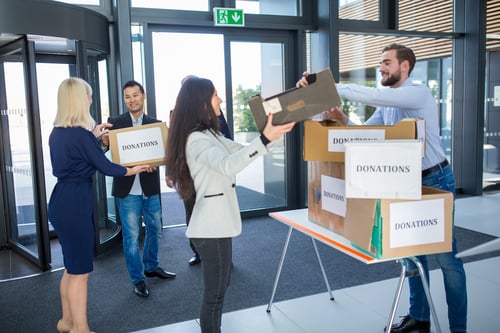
[385,260,409,332]
[409,257,442,333]
[311,238,334,300]
[267,226,293,313]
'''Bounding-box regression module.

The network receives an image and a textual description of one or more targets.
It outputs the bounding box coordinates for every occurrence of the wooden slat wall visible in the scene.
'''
[487,0,500,48]
[338,0,499,73]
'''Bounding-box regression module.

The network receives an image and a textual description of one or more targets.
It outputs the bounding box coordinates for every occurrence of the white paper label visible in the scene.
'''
[262,98,282,115]
[328,129,385,152]
[389,198,445,248]
[321,175,346,217]
[116,127,165,164]
[345,140,422,199]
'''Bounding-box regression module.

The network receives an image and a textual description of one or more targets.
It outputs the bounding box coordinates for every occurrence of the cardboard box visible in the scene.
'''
[303,118,425,162]
[308,161,453,259]
[248,68,341,132]
[344,140,422,199]
[108,122,168,167]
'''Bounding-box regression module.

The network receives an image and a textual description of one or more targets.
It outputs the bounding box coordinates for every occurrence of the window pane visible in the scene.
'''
[399,0,453,32]
[339,0,379,21]
[231,41,288,209]
[3,62,38,255]
[52,0,100,5]
[236,0,298,16]
[338,35,453,159]
[131,0,208,11]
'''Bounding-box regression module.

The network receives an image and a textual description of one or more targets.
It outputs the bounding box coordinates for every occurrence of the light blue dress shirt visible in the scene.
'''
[337,78,447,170]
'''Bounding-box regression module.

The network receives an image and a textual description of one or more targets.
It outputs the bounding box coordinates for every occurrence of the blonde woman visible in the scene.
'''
[48,77,149,333]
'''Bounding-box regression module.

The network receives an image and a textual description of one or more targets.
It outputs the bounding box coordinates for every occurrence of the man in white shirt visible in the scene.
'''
[297,43,467,333]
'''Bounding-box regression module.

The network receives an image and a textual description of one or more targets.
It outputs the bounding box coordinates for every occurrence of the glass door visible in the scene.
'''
[0,37,51,270]
[229,39,290,212]
[148,29,297,220]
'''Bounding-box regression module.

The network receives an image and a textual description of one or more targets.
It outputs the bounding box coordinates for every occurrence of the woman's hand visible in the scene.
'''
[125,165,150,176]
[262,113,296,142]
[93,123,113,139]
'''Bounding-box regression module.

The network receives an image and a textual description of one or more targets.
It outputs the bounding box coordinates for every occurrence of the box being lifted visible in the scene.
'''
[248,68,341,132]
[303,118,425,162]
[108,122,168,167]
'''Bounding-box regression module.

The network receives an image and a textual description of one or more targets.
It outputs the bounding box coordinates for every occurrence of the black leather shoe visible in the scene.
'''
[188,254,201,265]
[134,280,149,297]
[144,267,176,279]
[387,315,430,333]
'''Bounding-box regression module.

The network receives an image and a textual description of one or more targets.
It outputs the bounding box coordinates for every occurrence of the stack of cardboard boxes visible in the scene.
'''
[304,119,454,259]
[247,68,454,260]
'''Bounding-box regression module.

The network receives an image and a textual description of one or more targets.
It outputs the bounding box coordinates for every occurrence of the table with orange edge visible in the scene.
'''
[266,208,442,333]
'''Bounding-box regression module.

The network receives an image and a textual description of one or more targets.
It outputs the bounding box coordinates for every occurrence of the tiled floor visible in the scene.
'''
[132,192,500,333]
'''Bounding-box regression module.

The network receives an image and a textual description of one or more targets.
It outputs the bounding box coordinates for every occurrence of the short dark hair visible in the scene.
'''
[122,80,145,93]
[382,43,416,74]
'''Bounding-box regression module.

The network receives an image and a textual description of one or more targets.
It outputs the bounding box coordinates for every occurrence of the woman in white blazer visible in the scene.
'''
[166,76,295,333]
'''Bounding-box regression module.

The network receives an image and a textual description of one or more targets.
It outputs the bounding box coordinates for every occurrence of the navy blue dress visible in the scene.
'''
[48,127,127,274]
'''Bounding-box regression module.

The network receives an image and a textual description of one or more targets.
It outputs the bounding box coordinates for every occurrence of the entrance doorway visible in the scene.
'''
[145,29,298,224]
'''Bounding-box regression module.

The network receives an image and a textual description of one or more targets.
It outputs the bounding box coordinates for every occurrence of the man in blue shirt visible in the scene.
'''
[297,43,467,333]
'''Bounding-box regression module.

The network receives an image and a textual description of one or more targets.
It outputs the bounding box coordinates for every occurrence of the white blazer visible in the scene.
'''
[185,130,269,238]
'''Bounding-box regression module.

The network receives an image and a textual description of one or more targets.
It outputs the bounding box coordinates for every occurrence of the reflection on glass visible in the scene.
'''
[338,35,452,156]
[4,62,38,255]
[339,0,379,21]
[236,0,298,16]
[231,41,287,209]
[131,0,208,11]
[95,56,120,241]
[37,63,70,223]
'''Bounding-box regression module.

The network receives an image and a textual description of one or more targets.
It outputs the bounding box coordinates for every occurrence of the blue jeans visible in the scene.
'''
[191,238,232,333]
[117,194,162,284]
[407,163,467,332]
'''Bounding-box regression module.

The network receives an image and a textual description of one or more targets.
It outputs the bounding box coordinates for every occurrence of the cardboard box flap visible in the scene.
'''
[343,198,378,250]
[248,68,341,132]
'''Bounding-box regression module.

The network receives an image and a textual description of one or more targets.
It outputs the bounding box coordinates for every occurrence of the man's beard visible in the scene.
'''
[381,70,401,87]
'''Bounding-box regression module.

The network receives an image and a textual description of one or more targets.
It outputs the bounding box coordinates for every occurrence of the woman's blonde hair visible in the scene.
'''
[54,77,96,130]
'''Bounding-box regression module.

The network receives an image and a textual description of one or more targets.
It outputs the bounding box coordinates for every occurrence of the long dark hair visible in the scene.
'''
[166,77,220,200]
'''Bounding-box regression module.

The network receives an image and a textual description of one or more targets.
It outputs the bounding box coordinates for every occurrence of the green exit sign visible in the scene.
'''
[213,7,245,27]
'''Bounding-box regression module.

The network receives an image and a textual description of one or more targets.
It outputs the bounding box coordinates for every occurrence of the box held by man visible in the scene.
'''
[108,122,168,167]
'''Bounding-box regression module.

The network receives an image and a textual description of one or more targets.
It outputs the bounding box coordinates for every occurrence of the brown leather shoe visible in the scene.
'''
[387,315,430,333]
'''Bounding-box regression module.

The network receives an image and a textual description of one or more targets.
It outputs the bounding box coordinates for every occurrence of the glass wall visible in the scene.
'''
[483,1,500,190]
[131,0,209,11]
